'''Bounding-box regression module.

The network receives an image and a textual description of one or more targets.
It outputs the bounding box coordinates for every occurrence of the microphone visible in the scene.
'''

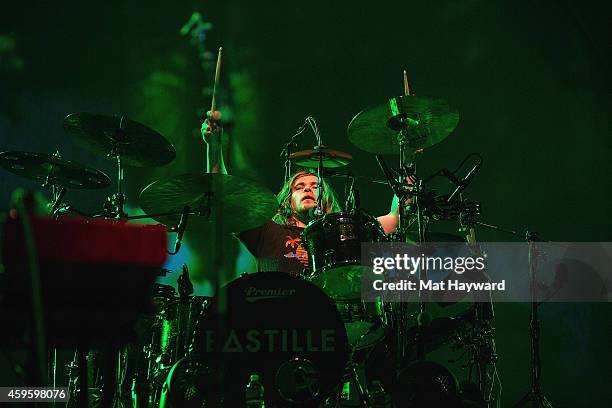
[171,206,190,255]
[375,155,405,198]
[447,160,482,203]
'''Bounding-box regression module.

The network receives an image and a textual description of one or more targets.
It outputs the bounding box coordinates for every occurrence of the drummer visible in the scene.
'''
[203,111,406,276]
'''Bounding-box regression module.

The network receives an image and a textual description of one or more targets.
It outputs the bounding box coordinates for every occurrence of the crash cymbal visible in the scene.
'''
[348,95,459,154]
[138,173,278,232]
[0,151,111,189]
[63,113,176,167]
[289,147,352,168]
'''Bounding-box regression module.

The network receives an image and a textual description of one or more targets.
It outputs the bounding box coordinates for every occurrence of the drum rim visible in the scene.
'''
[302,209,380,233]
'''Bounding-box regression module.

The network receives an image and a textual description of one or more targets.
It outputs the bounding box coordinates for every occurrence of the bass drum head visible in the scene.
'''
[192,272,348,407]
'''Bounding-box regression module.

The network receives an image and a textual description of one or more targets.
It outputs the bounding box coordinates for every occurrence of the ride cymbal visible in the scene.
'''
[289,147,352,168]
[0,151,111,189]
[348,95,459,154]
[63,113,176,167]
[138,173,278,232]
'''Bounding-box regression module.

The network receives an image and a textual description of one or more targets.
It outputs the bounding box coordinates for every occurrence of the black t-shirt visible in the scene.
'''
[238,220,309,276]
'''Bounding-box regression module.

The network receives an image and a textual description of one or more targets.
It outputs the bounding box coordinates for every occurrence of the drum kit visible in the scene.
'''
[1,77,506,407]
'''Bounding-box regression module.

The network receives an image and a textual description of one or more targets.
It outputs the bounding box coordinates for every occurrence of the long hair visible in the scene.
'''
[273,171,341,226]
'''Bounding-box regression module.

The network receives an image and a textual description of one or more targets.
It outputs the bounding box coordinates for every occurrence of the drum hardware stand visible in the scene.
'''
[98,116,130,219]
[446,154,483,204]
[344,175,359,213]
[48,186,67,217]
[375,151,431,361]
[280,119,308,184]
[336,322,386,407]
[38,151,69,217]
[67,348,121,408]
[348,361,370,407]
[178,263,194,303]
[514,233,553,408]
[66,349,97,408]
[168,206,191,255]
[460,229,499,406]
[469,220,553,407]
[77,349,89,408]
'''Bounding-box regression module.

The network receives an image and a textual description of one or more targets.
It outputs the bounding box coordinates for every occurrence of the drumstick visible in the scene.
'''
[403,69,410,96]
[210,46,223,113]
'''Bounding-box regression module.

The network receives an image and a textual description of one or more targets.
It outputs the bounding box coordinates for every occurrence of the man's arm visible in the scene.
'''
[202,110,228,174]
[378,195,400,234]
[377,177,413,234]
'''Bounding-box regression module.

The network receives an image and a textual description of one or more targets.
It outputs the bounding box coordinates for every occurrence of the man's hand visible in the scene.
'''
[201,110,222,144]
[202,110,227,174]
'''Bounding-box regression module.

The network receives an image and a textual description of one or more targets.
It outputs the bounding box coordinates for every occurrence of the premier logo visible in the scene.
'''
[244,287,297,302]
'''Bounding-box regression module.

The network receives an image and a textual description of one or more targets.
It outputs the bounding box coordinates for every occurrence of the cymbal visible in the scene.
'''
[0,151,111,189]
[138,173,278,232]
[348,95,459,154]
[63,113,176,167]
[289,147,352,168]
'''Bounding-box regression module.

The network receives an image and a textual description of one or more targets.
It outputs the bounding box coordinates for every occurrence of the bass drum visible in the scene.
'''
[191,272,348,407]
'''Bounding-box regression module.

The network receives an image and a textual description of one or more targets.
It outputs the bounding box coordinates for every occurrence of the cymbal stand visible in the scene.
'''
[41,151,68,217]
[454,210,499,407]
[396,105,430,362]
[103,116,129,219]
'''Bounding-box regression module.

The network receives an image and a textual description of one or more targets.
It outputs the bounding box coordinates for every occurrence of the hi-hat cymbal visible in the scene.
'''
[63,113,176,167]
[138,173,278,232]
[348,95,459,154]
[289,147,352,168]
[0,151,111,189]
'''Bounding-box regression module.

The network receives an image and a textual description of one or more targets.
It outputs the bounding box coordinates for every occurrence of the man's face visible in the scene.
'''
[290,174,319,215]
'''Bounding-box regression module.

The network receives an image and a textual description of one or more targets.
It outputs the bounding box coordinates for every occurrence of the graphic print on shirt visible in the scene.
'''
[284,235,309,268]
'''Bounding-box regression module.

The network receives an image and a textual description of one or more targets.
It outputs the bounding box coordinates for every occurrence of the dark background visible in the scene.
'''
[1,0,610,405]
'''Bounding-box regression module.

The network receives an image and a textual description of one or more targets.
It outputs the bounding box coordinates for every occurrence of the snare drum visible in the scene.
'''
[302,210,386,300]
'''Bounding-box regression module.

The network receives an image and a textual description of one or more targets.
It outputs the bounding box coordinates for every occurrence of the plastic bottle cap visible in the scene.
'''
[249,374,259,382]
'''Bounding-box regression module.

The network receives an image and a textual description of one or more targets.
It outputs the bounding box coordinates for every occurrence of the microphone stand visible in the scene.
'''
[303,116,325,218]
[514,232,554,408]
[447,154,483,203]
[315,145,325,217]
[280,120,308,184]
[473,222,553,408]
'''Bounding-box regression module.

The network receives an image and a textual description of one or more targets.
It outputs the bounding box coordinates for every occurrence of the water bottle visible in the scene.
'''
[245,374,265,408]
